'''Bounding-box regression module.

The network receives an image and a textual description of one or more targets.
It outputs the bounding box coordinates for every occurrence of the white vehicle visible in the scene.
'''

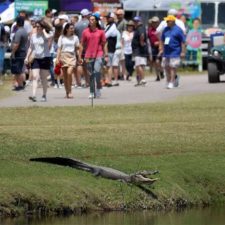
[123,0,225,69]
[122,0,225,30]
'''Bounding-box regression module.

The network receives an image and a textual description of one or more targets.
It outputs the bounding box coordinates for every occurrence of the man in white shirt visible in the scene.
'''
[156,9,186,35]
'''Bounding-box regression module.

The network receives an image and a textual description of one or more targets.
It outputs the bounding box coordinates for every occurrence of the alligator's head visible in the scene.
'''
[130,174,159,185]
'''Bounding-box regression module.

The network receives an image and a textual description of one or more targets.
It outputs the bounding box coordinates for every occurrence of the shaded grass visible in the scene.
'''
[0,93,225,216]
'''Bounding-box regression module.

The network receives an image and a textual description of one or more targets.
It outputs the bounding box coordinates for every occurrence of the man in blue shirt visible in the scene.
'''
[159,15,185,89]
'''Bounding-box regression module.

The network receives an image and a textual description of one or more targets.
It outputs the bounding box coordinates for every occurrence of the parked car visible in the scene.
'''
[207,44,225,83]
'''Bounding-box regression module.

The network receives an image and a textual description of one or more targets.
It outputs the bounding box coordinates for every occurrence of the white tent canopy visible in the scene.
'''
[122,0,198,11]
[1,3,15,24]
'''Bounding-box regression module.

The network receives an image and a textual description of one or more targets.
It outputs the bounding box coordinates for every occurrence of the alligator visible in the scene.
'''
[30,157,159,186]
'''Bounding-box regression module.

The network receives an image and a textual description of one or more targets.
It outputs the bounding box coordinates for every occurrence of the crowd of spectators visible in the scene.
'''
[0,7,202,101]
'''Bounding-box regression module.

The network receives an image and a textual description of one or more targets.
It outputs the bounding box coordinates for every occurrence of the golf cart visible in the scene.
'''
[207,32,225,83]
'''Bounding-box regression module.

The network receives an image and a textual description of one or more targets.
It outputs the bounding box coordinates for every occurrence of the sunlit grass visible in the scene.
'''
[0,93,225,216]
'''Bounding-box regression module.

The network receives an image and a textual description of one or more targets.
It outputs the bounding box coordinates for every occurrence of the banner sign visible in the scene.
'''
[15,0,48,17]
[60,0,93,11]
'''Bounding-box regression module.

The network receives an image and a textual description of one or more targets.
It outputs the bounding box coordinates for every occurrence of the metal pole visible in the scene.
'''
[90,60,95,108]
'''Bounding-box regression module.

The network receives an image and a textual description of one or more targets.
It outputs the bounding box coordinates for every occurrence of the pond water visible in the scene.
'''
[1,206,225,225]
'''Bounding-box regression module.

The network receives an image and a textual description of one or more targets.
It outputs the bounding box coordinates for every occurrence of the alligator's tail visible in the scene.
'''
[30,157,94,172]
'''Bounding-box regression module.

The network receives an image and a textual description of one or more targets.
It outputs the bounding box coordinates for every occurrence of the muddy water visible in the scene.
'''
[1,206,225,225]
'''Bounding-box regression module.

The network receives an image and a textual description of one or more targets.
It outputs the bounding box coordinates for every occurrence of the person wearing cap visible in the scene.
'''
[131,16,149,86]
[71,15,79,26]
[148,16,164,81]
[79,13,107,99]
[156,9,186,35]
[74,8,91,88]
[122,20,135,80]
[159,15,185,89]
[75,9,90,40]
[105,12,121,86]
[58,14,69,26]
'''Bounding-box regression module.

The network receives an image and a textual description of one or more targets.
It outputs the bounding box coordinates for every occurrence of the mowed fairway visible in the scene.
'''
[0,93,225,216]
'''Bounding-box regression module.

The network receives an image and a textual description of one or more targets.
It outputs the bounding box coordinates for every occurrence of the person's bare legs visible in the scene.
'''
[112,66,119,84]
[74,66,82,87]
[165,66,171,83]
[82,65,89,87]
[31,69,40,97]
[40,69,49,97]
[106,67,112,85]
[62,67,74,98]
[136,65,145,83]
[170,67,176,83]
[120,59,127,79]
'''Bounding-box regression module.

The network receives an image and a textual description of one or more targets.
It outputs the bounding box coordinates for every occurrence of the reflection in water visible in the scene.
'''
[1,207,225,225]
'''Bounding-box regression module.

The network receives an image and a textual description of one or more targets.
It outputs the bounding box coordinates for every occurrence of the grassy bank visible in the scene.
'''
[0,78,13,100]
[0,93,225,217]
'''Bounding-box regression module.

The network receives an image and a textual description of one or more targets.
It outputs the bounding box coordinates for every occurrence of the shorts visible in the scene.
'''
[151,47,161,62]
[11,57,25,75]
[107,49,122,67]
[31,57,51,70]
[134,56,147,67]
[162,57,181,68]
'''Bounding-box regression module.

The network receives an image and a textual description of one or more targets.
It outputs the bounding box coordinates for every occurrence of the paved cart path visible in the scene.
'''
[0,74,225,108]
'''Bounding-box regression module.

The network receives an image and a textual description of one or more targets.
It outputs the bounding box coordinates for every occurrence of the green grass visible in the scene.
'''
[0,93,225,216]
[0,77,14,99]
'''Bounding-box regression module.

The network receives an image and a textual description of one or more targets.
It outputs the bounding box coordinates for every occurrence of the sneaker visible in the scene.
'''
[25,80,31,86]
[105,83,112,87]
[58,84,63,89]
[160,72,165,79]
[167,82,174,89]
[134,82,140,87]
[112,81,119,86]
[54,84,58,89]
[12,86,24,91]
[174,75,180,87]
[81,84,89,88]
[140,79,147,85]
[41,95,47,102]
[96,89,101,98]
[0,80,3,85]
[88,93,95,99]
[29,96,37,102]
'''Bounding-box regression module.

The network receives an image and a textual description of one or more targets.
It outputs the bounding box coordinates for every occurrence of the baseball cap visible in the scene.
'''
[92,12,101,20]
[164,15,176,22]
[133,16,142,22]
[80,8,90,16]
[106,12,115,18]
[58,14,69,21]
[168,8,178,16]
